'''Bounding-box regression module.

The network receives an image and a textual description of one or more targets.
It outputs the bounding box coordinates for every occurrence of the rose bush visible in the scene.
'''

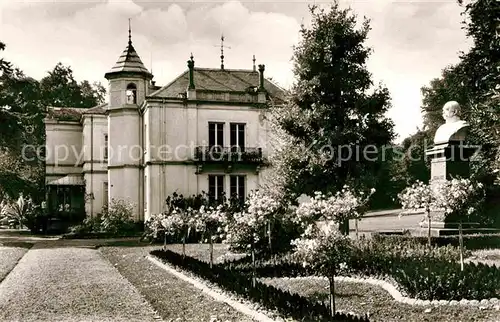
[399,179,485,247]
[291,186,374,317]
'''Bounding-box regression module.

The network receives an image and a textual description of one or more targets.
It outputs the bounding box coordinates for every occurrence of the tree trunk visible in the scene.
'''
[209,234,214,269]
[163,231,167,250]
[427,209,432,248]
[355,219,359,239]
[182,234,186,260]
[251,242,256,288]
[339,219,349,235]
[268,220,272,256]
[459,221,464,271]
[329,274,335,317]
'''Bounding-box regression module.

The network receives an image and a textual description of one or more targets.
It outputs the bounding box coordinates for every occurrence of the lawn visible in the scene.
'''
[0,242,31,282]
[162,243,247,264]
[100,245,257,322]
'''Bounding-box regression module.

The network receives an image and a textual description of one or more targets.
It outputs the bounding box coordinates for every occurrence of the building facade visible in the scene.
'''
[44,33,285,221]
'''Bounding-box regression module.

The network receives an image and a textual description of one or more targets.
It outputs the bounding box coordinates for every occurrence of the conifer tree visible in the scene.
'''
[269,3,395,219]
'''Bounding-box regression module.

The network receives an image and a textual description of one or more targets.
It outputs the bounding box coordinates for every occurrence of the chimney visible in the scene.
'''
[257,64,266,103]
[187,53,196,100]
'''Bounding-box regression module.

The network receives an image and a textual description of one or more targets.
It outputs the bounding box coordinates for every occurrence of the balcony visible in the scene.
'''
[193,146,263,164]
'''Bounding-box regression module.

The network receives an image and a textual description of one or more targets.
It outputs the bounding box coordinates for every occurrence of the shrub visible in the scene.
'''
[0,194,40,231]
[100,199,137,235]
[64,199,142,238]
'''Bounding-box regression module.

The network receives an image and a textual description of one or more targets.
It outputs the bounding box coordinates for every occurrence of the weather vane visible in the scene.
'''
[214,34,231,70]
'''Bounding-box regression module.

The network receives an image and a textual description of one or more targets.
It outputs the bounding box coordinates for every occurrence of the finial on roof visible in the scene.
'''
[128,18,132,45]
[253,55,256,72]
[213,34,231,70]
[220,34,225,70]
[187,53,195,90]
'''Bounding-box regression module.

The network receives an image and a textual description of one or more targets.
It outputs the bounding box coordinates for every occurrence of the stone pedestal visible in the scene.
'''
[426,141,476,184]
[424,141,478,230]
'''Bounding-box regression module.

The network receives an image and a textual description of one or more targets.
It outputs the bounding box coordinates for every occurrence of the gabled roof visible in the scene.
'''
[105,40,152,79]
[149,68,287,103]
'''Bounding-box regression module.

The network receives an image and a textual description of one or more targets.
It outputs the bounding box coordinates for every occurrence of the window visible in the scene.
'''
[230,123,245,152]
[103,182,108,207]
[230,175,245,202]
[208,175,224,202]
[208,122,224,151]
[104,134,108,161]
[126,83,137,104]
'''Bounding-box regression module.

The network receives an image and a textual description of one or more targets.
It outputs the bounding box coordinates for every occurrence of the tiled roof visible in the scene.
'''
[46,103,108,121]
[45,107,85,122]
[150,68,287,103]
[105,41,152,79]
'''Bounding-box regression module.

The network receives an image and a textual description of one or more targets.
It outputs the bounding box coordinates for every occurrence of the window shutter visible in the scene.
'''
[230,123,237,149]
[238,125,245,150]
[208,123,215,147]
[238,176,245,201]
[217,124,224,147]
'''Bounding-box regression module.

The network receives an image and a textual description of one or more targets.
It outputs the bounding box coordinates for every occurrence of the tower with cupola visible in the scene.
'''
[104,22,153,220]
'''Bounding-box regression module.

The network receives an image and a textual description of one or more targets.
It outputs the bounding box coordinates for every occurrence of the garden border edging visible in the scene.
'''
[146,255,276,322]
[266,276,500,308]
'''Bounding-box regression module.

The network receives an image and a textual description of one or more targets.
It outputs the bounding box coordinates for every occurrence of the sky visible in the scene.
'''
[0,0,472,141]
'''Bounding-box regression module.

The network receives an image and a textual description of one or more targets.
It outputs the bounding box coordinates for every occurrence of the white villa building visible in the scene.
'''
[44,31,286,221]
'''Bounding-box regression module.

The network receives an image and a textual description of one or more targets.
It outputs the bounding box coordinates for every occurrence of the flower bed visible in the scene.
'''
[221,239,500,301]
[261,276,500,322]
[150,249,369,322]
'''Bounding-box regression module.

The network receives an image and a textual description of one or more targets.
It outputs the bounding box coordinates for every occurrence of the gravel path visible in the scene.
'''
[0,246,29,282]
[0,246,161,322]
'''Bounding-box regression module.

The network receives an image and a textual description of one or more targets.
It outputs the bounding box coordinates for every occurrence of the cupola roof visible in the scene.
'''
[104,20,153,80]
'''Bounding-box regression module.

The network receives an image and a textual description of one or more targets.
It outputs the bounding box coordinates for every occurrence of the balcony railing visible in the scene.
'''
[194,146,263,164]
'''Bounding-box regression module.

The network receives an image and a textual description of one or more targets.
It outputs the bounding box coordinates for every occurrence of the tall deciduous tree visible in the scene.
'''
[40,63,106,108]
[419,0,500,225]
[420,65,469,135]
[0,42,107,201]
[0,44,44,200]
[269,3,394,208]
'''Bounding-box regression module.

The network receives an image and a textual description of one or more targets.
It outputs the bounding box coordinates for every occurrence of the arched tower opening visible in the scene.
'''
[126,83,137,104]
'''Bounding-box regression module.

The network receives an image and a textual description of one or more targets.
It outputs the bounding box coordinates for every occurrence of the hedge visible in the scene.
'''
[150,250,369,322]
[374,233,500,250]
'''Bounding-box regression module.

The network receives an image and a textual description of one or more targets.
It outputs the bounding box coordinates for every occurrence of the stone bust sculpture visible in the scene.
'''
[433,101,469,144]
